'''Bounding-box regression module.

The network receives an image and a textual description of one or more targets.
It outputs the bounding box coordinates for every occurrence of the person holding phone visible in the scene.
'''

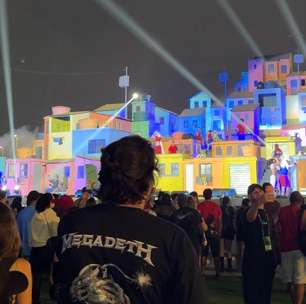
[242,184,277,304]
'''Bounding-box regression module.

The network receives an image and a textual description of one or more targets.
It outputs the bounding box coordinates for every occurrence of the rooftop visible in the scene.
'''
[95,103,124,112]
[232,104,258,112]
[179,108,205,117]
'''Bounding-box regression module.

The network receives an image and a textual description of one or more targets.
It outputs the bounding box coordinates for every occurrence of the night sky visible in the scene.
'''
[0,0,306,133]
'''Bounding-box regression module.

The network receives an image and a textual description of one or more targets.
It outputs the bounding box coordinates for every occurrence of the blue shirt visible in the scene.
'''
[17,206,36,257]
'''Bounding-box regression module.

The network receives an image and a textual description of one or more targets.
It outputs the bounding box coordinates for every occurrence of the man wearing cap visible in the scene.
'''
[242,184,277,304]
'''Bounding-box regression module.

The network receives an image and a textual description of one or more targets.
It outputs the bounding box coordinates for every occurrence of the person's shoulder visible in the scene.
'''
[10,258,31,273]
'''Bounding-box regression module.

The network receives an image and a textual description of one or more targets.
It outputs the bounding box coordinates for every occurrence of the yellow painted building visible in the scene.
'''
[263,136,296,159]
[47,112,90,160]
[156,153,189,192]
[184,157,258,195]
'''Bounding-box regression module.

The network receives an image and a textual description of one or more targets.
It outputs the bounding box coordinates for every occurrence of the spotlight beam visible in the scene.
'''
[95,0,265,145]
[275,0,306,58]
[73,94,138,156]
[216,0,264,59]
[0,0,17,160]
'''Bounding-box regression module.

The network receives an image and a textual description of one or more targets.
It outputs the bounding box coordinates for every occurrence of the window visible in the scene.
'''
[254,80,258,87]
[77,166,85,179]
[136,106,141,112]
[281,65,287,74]
[216,146,222,157]
[160,117,165,125]
[214,109,220,116]
[171,163,179,176]
[88,139,106,154]
[8,164,15,178]
[194,101,199,108]
[192,120,198,128]
[64,166,70,178]
[238,100,243,105]
[253,64,257,70]
[226,146,233,156]
[213,120,221,130]
[238,145,244,156]
[245,113,250,122]
[228,100,234,108]
[248,100,253,104]
[35,147,42,159]
[199,164,212,183]
[20,164,28,178]
[184,120,189,128]
[53,137,63,145]
[291,79,298,89]
[202,101,207,107]
[267,64,275,73]
[301,79,306,86]
[158,164,166,176]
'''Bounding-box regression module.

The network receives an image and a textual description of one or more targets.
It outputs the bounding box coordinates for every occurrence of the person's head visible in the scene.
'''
[241,198,250,208]
[0,203,21,259]
[203,188,212,200]
[0,190,6,202]
[275,144,279,149]
[81,188,91,201]
[289,191,304,207]
[98,136,158,206]
[187,195,196,208]
[26,190,41,207]
[177,193,188,208]
[189,191,199,204]
[247,184,265,204]
[262,182,274,194]
[11,196,23,215]
[86,197,96,208]
[157,192,172,206]
[221,196,230,206]
[36,193,52,213]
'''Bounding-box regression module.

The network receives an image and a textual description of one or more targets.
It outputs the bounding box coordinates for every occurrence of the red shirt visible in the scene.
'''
[168,144,177,154]
[197,200,222,232]
[237,123,245,134]
[279,205,300,252]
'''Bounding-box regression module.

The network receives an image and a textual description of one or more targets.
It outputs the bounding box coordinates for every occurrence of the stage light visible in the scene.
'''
[133,92,139,99]
[275,0,306,58]
[0,0,17,160]
[14,184,20,192]
[1,185,7,191]
[216,0,264,59]
[94,0,265,145]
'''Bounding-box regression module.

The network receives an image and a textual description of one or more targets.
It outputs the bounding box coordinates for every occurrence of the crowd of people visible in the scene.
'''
[0,135,306,304]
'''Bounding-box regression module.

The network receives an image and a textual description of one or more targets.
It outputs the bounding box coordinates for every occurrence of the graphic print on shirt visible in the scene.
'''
[61,233,158,303]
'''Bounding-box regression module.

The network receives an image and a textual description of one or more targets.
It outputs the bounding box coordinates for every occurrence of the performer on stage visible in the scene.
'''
[206,130,213,154]
[272,144,283,159]
[236,118,246,140]
[195,129,203,156]
[168,140,178,154]
[152,131,163,154]
[269,158,280,192]
[279,158,294,196]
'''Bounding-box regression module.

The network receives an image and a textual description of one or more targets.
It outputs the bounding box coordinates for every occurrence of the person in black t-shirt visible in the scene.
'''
[55,136,208,304]
[172,193,204,257]
[242,184,277,304]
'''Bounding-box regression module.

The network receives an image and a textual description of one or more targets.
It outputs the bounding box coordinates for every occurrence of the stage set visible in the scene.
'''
[1,52,306,196]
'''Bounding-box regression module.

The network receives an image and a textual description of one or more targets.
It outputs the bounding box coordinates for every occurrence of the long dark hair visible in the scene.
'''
[98,136,158,205]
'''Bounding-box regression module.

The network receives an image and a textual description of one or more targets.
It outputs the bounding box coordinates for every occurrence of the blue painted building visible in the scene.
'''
[254,87,286,129]
[298,93,306,123]
[189,91,212,109]
[178,108,206,137]
[210,106,225,133]
[72,128,130,158]
[154,106,178,137]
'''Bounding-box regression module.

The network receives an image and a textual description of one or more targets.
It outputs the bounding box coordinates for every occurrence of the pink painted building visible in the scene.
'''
[5,159,44,196]
[286,72,306,95]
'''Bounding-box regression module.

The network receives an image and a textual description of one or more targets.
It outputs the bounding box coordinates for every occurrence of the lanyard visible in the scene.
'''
[258,210,271,237]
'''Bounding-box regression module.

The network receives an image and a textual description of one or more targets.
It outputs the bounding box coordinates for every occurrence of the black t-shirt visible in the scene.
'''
[221,205,235,234]
[56,204,207,304]
[172,207,203,252]
[242,208,276,263]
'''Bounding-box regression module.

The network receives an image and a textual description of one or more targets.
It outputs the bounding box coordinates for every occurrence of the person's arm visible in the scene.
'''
[301,207,306,231]
[201,218,208,232]
[246,195,264,223]
[12,258,32,304]
[172,231,209,304]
